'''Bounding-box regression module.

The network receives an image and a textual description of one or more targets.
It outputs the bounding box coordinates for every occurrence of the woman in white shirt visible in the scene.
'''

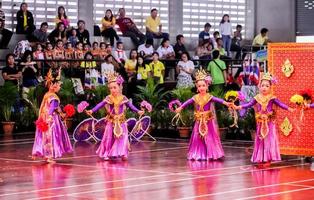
[219,14,233,57]
[157,38,175,59]
[176,52,195,88]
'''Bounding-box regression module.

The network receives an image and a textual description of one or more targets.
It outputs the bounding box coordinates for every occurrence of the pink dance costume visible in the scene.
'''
[241,94,289,163]
[91,95,140,159]
[180,93,225,160]
[32,92,73,159]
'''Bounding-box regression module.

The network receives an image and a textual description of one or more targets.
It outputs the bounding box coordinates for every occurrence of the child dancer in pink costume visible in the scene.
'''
[86,72,144,161]
[234,73,294,166]
[32,68,73,163]
[175,69,230,161]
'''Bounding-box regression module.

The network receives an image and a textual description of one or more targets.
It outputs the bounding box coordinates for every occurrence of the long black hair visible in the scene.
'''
[21,50,33,62]
[104,9,113,21]
[220,14,230,24]
[57,6,68,20]
[5,53,15,66]
[135,55,145,72]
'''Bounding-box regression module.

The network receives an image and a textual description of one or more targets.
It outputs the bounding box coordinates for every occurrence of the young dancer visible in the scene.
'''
[175,69,231,161]
[32,67,73,163]
[234,73,294,166]
[86,72,144,161]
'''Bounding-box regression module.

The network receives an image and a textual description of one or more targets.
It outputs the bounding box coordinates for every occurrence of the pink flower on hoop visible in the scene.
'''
[168,100,182,112]
[271,76,278,85]
[77,101,89,113]
[140,100,152,112]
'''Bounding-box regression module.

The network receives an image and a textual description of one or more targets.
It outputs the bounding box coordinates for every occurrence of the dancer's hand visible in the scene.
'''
[175,107,182,113]
[233,105,242,110]
[138,110,144,116]
[86,110,93,116]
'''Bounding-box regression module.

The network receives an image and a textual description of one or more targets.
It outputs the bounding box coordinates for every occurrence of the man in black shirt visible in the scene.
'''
[76,20,90,45]
[2,54,22,85]
[174,34,189,59]
[0,19,13,49]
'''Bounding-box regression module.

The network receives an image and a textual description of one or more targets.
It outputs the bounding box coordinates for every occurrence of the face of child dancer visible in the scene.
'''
[196,80,208,94]
[259,80,271,95]
[109,82,121,96]
[51,82,61,93]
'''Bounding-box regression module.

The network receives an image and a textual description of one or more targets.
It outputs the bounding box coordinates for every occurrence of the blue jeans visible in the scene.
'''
[222,35,231,57]
[146,31,169,40]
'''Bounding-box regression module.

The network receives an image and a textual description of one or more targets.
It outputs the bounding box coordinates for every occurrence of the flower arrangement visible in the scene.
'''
[290,94,304,106]
[168,100,182,112]
[77,101,89,113]
[225,90,245,102]
[140,100,152,113]
[63,104,76,118]
[35,117,49,132]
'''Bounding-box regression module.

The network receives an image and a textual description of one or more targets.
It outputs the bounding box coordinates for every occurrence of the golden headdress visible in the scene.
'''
[45,67,61,87]
[195,69,212,83]
[260,72,278,84]
[105,72,124,84]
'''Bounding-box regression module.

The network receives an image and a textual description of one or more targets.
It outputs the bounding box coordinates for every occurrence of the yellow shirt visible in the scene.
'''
[101,17,116,31]
[145,16,161,33]
[80,61,97,68]
[149,61,165,83]
[137,65,151,80]
[23,13,27,28]
[252,34,268,46]
[124,59,137,73]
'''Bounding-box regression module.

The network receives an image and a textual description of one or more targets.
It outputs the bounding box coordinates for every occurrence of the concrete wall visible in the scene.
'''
[255,0,296,42]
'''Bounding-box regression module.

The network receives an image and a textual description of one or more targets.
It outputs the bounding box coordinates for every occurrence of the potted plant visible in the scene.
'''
[135,78,170,130]
[170,87,195,138]
[0,82,19,135]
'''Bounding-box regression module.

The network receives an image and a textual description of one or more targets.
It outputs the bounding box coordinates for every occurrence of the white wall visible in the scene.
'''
[255,0,296,42]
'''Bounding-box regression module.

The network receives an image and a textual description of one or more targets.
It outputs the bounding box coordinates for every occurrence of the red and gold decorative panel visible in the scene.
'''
[268,43,314,156]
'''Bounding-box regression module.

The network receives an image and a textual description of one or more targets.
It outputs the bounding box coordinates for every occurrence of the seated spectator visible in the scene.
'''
[207,50,227,98]
[113,41,128,64]
[176,52,194,88]
[68,28,79,48]
[101,9,120,46]
[65,42,74,59]
[136,55,151,85]
[252,28,269,51]
[76,20,90,45]
[124,49,138,82]
[174,34,189,59]
[16,3,35,35]
[99,42,108,59]
[48,22,67,45]
[19,50,39,93]
[145,8,169,40]
[211,31,220,49]
[195,39,212,62]
[81,52,98,89]
[91,42,100,58]
[105,43,113,55]
[138,38,154,59]
[157,38,175,59]
[0,19,13,49]
[33,43,44,73]
[199,23,211,45]
[55,6,70,29]
[83,43,91,55]
[73,42,84,68]
[148,52,165,84]
[30,22,48,44]
[2,53,22,86]
[215,38,226,56]
[54,39,67,68]
[231,24,246,60]
[101,54,115,75]
[116,8,145,46]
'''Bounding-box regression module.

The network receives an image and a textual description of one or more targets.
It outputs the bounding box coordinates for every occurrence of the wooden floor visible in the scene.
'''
[0,134,314,200]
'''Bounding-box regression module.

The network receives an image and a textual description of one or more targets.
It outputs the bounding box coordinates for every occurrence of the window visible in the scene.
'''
[182,0,247,38]
[1,0,78,31]
[93,0,169,34]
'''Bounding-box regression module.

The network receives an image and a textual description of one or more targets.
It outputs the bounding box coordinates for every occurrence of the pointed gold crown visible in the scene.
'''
[45,67,61,87]
[261,72,272,81]
[105,71,121,84]
[195,69,208,81]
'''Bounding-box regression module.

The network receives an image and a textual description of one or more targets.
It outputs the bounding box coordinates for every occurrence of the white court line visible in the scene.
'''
[24,162,310,200]
[175,178,314,200]
[235,186,314,200]
[285,183,314,188]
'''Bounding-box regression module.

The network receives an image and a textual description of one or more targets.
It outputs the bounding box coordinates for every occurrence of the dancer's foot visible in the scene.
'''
[263,161,271,167]
[45,157,56,164]
[122,156,128,161]
[103,157,110,161]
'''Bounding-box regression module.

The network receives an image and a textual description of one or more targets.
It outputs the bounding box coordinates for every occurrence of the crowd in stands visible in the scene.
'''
[0,3,271,98]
